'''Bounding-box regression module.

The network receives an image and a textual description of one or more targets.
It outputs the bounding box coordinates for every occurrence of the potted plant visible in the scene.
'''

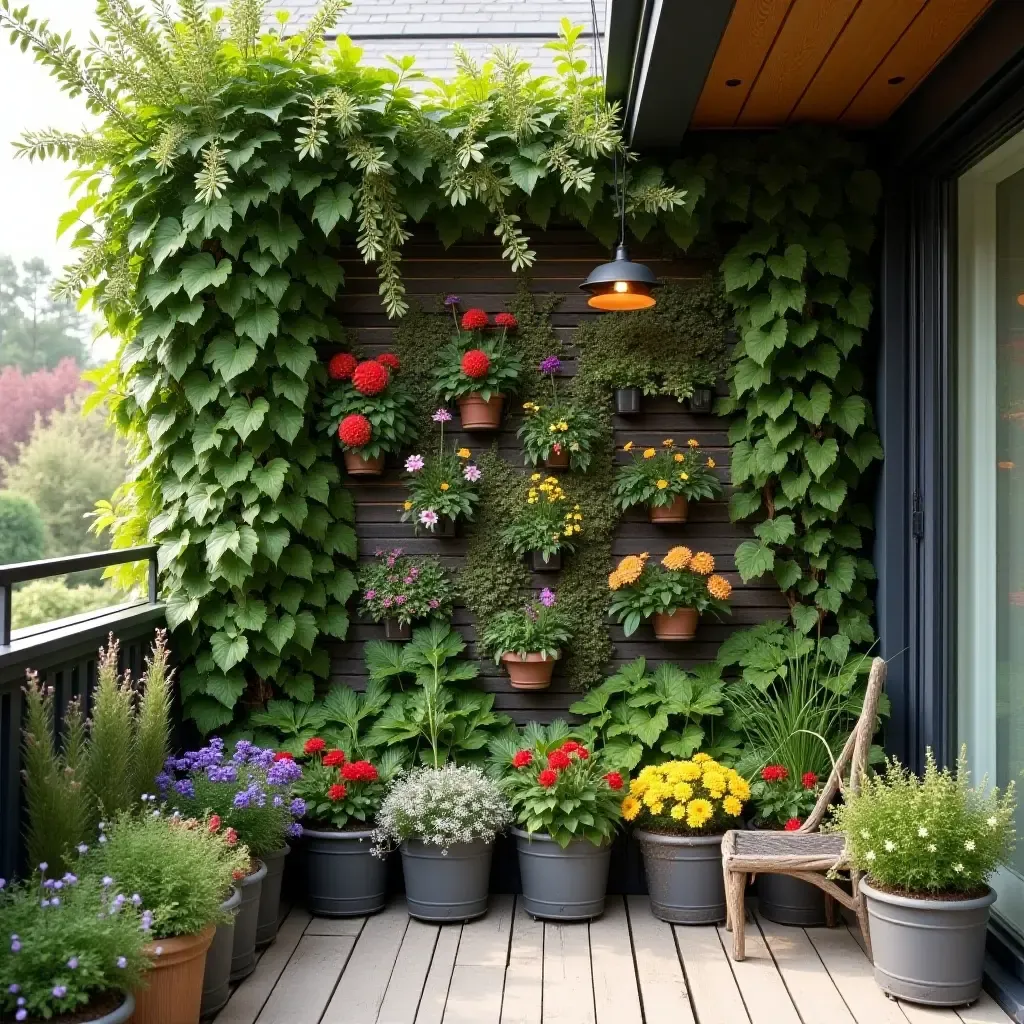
[829,748,1016,1007]
[293,740,402,917]
[200,878,241,1019]
[518,356,601,471]
[91,809,250,1024]
[480,591,571,690]
[358,550,454,641]
[372,764,512,922]
[0,867,150,1024]
[433,305,521,431]
[623,755,749,923]
[612,438,722,523]
[495,729,626,920]
[320,352,417,476]
[399,409,482,535]
[160,738,305,970]
[608,548,733,640]
[498,474,583,572]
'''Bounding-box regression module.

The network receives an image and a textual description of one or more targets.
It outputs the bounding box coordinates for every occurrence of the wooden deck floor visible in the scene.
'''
[214,896,1013,1024]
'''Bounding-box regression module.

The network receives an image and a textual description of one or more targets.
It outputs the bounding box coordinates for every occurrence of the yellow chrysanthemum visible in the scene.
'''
[457,447,471,458]
[706,457,716,469]
[439,482,450,492]
[656,479,669,490]
[531,472,542,481]
[650,801,664,816]
[614,554,647,586]
[692,753,712,764]
[662,438,674,447]
[672,782,693,802]
[642,789,661,809]
[643,448,656,459]
[723,795,743,817]
[708,575,733,600]
[703,771,727,796]
[728,777,751,801]
[662,546,693,571]
[691,552,715,575]
[686,799,714,828]
[670,803,687,820]
[623,441,634,452]
[673,453,685,462]
[545,477,559,484]
[403,500,413,511]
[688,438,699,448]
[621,796,641,821]
[678,762,701,781]
[630,778,649,797]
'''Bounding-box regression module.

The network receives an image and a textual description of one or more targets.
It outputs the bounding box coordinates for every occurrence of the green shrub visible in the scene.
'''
[11,578,116,631]
[0,491,45,564]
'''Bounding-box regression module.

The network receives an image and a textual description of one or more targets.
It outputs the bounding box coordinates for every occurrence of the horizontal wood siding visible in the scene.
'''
[328,229,787,720]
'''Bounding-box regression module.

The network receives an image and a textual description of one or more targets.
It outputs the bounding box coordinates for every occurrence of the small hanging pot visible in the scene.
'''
[615,387,642,416]
[648,495,689,523]
[383,618,411,641]
[543,447,570,470]
[344,450,385,476]
[502,652,558,690]
[530,550,562,573]
[457,393,504,431]
[437,514,457,538]
[652,608,699,641]
[689,388,714,414]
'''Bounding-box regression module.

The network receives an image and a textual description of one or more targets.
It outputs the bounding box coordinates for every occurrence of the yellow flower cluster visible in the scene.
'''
[608,552,649,590]
[457,447,471,459]
[561,504,584,537]
[690,551,715,575]
[522,401,541,413]
[622,756,749,829]
[527,475,566,505]
[547,420,569,433]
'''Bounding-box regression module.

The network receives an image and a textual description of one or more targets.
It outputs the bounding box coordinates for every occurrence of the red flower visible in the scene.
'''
[561,740,580,754]
[377,353,401,371]
[328,352,358,380]
[538,769,558,788]
[784,818,802,832]
[801,771,818,790]
[232,868,246,881]
[604,772,624,790]
[328,783,347,802]
[323,749,346,768]
[760,764,788,783]
[338,414,372,448]
[512,750,533,769]
[494,312,518,329]
[461,308,489,331]
[547,749,571,771]
[352,360,390,396]
[461,348,491,379]
[341,760,379,783]
[304,737,326,755]
[576,747,589,760]
[224,828,238,846]
[208,815,221,833]
[273,751,294,762]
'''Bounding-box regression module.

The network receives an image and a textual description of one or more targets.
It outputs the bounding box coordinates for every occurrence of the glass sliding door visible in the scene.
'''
[959,129,1024,941]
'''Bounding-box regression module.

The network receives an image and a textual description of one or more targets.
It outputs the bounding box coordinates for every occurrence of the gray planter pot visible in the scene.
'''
[84,992,135,1023]
[400,839,492,922]
[530,550,561,572]
[689,388,714,414]
[513,827,610,921]
[860,878,996,1006]
[636,829,726,924]
[615,387,642,416]
[304,827,387,917]
[229,859,266,982]
[758,870,827,926]
[201,886,241,1018]
[255,844,290,947]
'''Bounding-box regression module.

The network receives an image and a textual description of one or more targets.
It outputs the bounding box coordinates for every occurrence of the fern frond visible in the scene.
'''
[12,129,110,163]
[327,87,361,136]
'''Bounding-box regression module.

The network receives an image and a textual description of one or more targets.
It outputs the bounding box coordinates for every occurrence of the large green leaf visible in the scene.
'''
[179,252,232,299]
[235,302,280,346]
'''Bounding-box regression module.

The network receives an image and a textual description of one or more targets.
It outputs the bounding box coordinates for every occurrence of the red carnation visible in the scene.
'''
[461,308,489,331]
[561,740,580,754]
[576,747,590,760]
[538,769,558,788]
[328,352,358,380]
[208,815,221,833]
[547,749,571,771]
[761,764,788,783]
[494,312,517,329]
[512,750,533,769]
[801,771,818,790]
[352,359,390,396]
[784,818,802,832]
[377,353,401,371]
[604,772,624,790]
[328,783,347,802]
[341,760,379,783]
[304,737,326,755]
[273,751,294,762]
[338,414,372,448]
[323,749,346,768]
[224,828,238,846]
[461,348,491,379]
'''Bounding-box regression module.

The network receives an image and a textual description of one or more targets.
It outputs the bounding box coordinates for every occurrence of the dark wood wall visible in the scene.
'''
[326,229,787,721]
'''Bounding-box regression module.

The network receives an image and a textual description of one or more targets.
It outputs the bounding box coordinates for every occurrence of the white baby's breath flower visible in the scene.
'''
[859,829,870,840]
[954,862,964,873]
[928,844,937,853]
[965,839,976,851]
[884,840,896,852]
[988,816,998,828]
[865,850,876,862]
[918,827,928,838]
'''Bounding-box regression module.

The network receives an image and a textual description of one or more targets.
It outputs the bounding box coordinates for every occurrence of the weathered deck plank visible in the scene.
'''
[414,925,462,1024]
[456,895,514,966]
[715,921,801,1024]
[501,899,544,1024]
[305,915,367,936]
[626,896,696,1024]
[543,921,594,1024]
[590,898,643,1024]
[442,966,506,1024]
[377,919,440,1024]
[675,923,750,1024]
[957,993,1016,1023]
[255,935,355,1024]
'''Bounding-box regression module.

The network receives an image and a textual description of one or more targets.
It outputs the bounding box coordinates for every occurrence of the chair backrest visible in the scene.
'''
[799,656,887,833]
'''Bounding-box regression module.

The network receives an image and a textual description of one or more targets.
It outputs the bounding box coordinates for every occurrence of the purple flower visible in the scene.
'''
[40,899,50,908]
[52,986,67,999]
[364,590,377,601]
[374,547,385,557]
[116,957,127,969]
[267,759,302,786]
[174,779,195,800]
[382,596,393,609]
[38,862,48,873]
[419,509,439,528]
[273,794,283,808]
[8,985,19,994]
[67,957,79,969]
[462,464,482,483]
[232,740,255,764]
[16,1009,26,1021]
[539,587,556,607]
[404,454,425,472]
[288,822,304,838]
[76,844,88,855]
[233,789,252,809]
[141,911,154,933]
[444,294,460,306]
[207,764,238,784]
[62,874,77,885]
[102,876,113,888]
[432,408,452,424]
[403,575,415,585]
[0,879,5,890]
[154,772,172,792]
[131,894,142,906]
[290,797,306,817]
[394,595,407,606]
[539,356,562,375]
[428,599,440,610]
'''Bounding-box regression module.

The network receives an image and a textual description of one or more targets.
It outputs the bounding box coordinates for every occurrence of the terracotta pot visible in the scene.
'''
[502,652,558,690]
[648,495,689,523]
[343,450,385,476]
[457,393,504,430]
[384,618,411,641]
[652,608,699,641]
[133,925,215,1024]
[543,447,570,470]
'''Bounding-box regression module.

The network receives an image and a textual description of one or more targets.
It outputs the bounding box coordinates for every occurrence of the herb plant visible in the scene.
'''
[517,356,601,471]
[433,306,522,402]
[479,594,571,661]
[611,438,722,510]
[498,474,584,563]
[358,549,454,625]
[608,550,733,636]
[829,748,1016,896]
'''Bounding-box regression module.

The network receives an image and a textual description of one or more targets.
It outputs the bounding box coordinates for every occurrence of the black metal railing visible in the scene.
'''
[0,546,166,879]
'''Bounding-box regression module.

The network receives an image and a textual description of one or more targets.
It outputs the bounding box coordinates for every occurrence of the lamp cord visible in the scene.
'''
[589,0,626,248]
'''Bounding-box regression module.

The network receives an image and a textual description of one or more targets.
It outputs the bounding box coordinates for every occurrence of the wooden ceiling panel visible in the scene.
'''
[840,0,993,124]
[735,0,861,127]
[791,0,927,122]
[690,0,794,128]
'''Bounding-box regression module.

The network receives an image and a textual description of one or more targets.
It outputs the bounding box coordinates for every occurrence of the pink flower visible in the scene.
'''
[419,509,439,527]
[428,599,440,609]
[405,454,425,472]
[432,408,452,424]
[364,590,376,601]
[539,588,556,607]
[463,464,482,482]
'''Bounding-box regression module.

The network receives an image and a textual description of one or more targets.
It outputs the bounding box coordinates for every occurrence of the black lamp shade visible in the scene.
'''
[580,244,658,311]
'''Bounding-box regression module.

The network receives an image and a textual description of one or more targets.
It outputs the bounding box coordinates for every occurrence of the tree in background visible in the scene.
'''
[0,491,45,564]
[3,395,127,556]
[0,358,84,471]
[11,578,113,630]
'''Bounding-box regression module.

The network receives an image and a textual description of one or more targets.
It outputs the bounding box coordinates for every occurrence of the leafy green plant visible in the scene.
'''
[569,658,738,773]
[10,579,115,630]
[479,595,571,661]
[358,549,454,626]
[829,748,1016,895]
[293,744,402,830]
[433,306,522,402]
[0,490,45,563]
[498,474,583,563]
[611,438,721,510]
[518,356,601,471]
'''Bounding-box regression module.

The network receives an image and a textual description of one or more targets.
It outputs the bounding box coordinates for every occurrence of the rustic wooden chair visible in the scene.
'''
[722,655,887,961]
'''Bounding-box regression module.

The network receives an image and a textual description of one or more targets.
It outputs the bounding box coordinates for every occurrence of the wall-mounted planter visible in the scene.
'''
[542,447,570,470]
[648,496,689,523]
[689,388,714,414]
[615,387,642,416]
[384,618,411,641]
[652,608,699,641]
[344,451,385,476]
[457,392,504,430]
[502,651,558,690]
[530,550,561,573]
[437,514,458,538]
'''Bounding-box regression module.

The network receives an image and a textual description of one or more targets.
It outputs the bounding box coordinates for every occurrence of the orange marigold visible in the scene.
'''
[707,574,732,600]
[662,546,692,571]
[614,553,647,586]
[691,551,715,575]
[608,570,624,591]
